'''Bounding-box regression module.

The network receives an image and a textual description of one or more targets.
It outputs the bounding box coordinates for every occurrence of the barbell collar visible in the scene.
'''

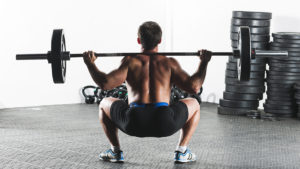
[232,49,240,59]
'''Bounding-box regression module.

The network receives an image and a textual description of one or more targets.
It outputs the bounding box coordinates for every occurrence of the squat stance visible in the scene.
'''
[83,21,211,163]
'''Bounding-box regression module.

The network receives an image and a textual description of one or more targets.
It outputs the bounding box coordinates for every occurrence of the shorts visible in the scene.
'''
[110,101,189,137]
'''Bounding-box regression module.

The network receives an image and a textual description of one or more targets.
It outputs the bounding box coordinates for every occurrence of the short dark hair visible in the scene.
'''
[138,21,162,50]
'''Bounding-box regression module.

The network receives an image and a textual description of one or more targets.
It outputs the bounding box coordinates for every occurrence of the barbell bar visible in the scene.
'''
[16,26,288,84]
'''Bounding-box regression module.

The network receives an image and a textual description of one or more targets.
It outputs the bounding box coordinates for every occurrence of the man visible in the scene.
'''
[83,21,211,163]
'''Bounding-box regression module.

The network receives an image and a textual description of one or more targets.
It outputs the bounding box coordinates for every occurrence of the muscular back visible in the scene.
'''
[85,51,206,104]
[126,55,172,104]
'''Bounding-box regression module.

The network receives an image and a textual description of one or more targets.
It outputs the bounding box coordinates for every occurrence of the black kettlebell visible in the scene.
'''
[82,85,97,104]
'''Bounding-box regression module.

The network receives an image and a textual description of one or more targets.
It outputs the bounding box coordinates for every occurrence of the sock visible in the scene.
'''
[111,145,121,153]
[176,146,187,153]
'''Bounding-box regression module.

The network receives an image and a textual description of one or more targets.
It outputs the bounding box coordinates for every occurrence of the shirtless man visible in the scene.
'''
[83,21,211,163]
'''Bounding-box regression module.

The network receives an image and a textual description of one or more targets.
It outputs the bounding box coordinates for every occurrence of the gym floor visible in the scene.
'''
[0,103,300,169]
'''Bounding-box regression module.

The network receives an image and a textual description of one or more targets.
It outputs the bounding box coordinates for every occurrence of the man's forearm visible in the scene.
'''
[190,61,209,92]
[85,63,107,88]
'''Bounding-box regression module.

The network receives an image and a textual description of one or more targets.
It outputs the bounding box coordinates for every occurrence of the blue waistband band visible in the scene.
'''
[130,102,169,108]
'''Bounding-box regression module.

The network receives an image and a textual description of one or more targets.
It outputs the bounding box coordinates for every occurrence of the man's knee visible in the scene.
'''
[99,97,120,120]
[185,98,200,111]
[99,98,110,119]
[191,98,200,110]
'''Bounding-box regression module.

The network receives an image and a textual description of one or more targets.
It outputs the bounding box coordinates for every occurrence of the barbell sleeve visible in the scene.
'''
[16,54,48,60]
[254,50,288,58]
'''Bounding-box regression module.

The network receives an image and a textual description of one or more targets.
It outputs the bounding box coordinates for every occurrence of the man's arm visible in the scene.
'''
[83,51,129,90]
[170,49,211,94]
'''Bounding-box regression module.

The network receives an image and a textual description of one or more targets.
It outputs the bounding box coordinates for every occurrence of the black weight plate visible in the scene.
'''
[268,62,300,68]
[223,91,261,101]
[231,18,271,27]
[267,95,294,101]
[267,70,300,76]
[267,88,294,94]
[266,79,298,85]
[287,52,300,57]
[267,93,294,99]
[267,87,294,92]
[232,40,269,49]
[268,59,300,64]
[220,99,259,108]
[226,85,265,94]
[238,26,251,81]
[227,62,266,72]
[266,91,294,98]
[231,25,270,34]
[231,33,270,41]
[225,77,264,86]
[267,75,300,80]
[271,42,300,48]
[270,46,300,52]
[294,83,300,89]
[269,45,298,52]
[51,29,66,83]
[268,55,300,61]
[294,94,300,100]
[273,38,300,44]
[217,106,253,115]
[264,103,296,110]
[265,100,296,106]
[266,83,294,90]
[232,11,272,20]
[264,108,296,116]
[268,85,294,90]
[272,32,300,40]
[269,67,300,73]
[267,92,294,98]
[226,70,265,79]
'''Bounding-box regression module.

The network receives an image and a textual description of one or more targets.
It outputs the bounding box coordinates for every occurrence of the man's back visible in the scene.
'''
[126,54,172,104]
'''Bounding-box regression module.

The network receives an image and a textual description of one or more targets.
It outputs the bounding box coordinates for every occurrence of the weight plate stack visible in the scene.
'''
[218,11,271,116]
[294,83,300,118]
[263,32,300,117]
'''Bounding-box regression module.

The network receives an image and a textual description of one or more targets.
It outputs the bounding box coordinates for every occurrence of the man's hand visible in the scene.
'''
[83,51,97,65]
[198,49,212,63]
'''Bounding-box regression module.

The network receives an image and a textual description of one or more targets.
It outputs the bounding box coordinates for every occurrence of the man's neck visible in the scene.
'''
[141,46,158,53]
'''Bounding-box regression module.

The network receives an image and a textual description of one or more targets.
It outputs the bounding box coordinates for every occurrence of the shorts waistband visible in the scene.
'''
[129,102,169,108]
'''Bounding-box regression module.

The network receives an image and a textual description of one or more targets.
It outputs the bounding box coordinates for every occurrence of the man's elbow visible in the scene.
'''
[99,83,114,91]
[190,85,202,94]
[183,86,199,95]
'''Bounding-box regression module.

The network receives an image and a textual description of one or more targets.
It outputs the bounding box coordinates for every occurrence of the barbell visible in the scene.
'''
[16,26,288,83]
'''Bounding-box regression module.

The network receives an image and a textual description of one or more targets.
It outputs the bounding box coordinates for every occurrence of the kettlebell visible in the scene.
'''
[82,85,97,104]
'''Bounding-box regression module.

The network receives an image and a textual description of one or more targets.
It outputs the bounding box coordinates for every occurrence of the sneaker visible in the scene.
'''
[174,149,196,163]
[99,149,124,163]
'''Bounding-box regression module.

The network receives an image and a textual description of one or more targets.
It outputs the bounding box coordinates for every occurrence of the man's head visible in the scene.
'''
[138,21,162,50]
